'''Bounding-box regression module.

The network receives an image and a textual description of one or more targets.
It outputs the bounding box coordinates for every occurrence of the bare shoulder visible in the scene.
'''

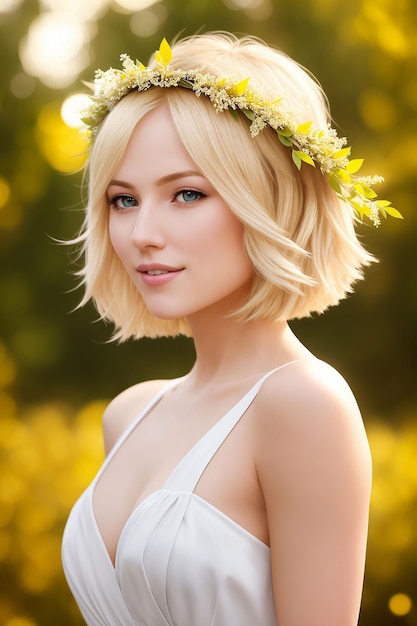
[256,357,365,434]
[254,356,372,491]
[102,378,172,455]
[253,360,372,623]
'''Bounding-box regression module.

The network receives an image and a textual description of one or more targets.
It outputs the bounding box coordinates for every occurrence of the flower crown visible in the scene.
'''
[80,38,402,227]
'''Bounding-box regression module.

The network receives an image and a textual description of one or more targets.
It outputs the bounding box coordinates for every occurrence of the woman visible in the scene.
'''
[62,32,398,625]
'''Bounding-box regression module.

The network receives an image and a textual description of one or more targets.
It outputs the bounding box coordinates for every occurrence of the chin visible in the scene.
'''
[144,306,187,321]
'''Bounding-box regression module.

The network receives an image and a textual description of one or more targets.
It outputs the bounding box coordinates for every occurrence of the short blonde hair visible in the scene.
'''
[76,32,374,340]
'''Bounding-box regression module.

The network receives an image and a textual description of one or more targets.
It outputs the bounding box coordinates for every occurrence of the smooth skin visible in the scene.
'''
[93,106,372,626]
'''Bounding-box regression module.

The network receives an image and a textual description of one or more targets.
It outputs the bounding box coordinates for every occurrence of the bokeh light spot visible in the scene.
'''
[222,0,272,19]
[377,22,409,58]
[61,93,92,128]
[130,11,159,37]
[389,593,413,616]
[40,0,110,21]
[10,73,36,99]
[224,0,263,8]
[130,9,160,37]
[114,0,161,12]
[19,11,91,88]
[0,0,23,13]
[36,102,88,172]
[246,0,273,20]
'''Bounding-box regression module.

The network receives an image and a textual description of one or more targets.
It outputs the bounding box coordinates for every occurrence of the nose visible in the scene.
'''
[130,204,165,250]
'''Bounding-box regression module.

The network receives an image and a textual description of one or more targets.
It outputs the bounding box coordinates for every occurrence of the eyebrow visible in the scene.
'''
[108,170,203,189]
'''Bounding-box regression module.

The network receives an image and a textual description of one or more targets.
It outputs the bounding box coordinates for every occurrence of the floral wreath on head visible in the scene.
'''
[80,38,402,227]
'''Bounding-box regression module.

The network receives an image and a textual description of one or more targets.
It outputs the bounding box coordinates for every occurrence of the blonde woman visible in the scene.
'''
[62,32,397,626]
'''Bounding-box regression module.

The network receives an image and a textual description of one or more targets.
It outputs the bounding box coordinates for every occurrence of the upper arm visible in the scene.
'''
[255,361,372,626]
[102,379,168,455]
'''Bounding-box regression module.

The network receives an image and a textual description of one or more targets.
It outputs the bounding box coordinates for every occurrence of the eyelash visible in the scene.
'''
[108,189,207,210]
[108,194,137,210]
[174,189,206,203]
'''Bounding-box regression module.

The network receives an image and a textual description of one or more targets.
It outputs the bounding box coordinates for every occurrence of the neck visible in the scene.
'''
[185,314,309,388]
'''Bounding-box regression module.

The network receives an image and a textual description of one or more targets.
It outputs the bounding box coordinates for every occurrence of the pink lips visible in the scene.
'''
[136,264,184,286]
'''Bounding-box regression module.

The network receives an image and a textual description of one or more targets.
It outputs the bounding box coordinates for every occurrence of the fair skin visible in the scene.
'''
[93,106,372,626]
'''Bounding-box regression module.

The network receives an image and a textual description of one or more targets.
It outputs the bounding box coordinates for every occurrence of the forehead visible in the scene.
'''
[114,105,198,180]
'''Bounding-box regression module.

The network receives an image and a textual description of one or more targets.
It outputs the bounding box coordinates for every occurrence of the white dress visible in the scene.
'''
[61,365,295,625]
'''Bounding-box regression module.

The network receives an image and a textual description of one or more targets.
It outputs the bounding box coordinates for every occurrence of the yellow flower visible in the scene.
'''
[78,38,402,227]
[154,38,172,67]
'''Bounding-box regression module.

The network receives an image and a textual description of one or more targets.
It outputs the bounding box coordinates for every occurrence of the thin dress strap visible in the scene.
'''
[163,359,304,493]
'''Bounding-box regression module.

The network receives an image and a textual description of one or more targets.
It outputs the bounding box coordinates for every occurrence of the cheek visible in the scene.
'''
[197,209,253,278]
[217,213,251,265]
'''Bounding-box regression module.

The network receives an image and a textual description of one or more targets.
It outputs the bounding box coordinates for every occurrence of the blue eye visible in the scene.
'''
[176,190,205,203]
[110,194,138,209]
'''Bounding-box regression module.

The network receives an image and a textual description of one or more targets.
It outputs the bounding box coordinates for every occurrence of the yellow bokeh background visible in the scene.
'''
[1,0,416,624]
[0,344,106,624]
[35,103,88,174]
[1,340,417,623]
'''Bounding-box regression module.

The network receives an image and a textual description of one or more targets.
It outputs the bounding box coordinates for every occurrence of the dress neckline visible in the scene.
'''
[90,359,306,567]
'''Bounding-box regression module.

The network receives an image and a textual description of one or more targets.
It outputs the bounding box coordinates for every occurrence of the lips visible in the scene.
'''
[145,269,170,275]
[136,264,184,285]
[136,264,183,274]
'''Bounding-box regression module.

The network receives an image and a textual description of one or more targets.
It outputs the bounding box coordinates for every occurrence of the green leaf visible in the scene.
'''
[178,79,194,89]
[346,158,364,174]
[279,126,293,137]
[278,132,292,147]
[292,150,302,170]
[242,109,255,121]
[229,109,239,121]
[329,175,342,194]
[293,150,315,167]
[80,115,96,126]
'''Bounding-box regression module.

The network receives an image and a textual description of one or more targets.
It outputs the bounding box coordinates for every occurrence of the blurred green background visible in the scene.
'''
[0,0,416,624]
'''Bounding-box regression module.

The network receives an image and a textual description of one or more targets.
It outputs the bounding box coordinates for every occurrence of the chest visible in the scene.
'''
[93,392,267,564]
